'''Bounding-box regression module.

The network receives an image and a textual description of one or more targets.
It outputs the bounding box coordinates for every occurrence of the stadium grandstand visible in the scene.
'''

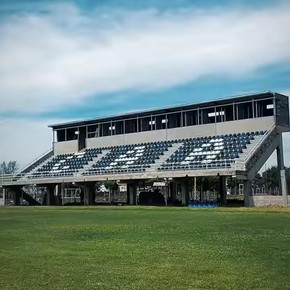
[0,91,289,207]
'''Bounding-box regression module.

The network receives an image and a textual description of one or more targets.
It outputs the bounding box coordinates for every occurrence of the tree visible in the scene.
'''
[259,166,290,194]
[104,181,119,203]
[0,161,19,175]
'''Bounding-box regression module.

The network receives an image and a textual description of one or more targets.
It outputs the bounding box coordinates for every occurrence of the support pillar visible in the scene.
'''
[181,179,189,206]
[84,183,95,205]
[10,186,21,206]
[276,135,288,207]
[170,181,177,203]
[55,185,62,205]
[219,175,227,206]
[127,183,137,205]
[193,177,197,201]
[244,180,252,207]
[46,185,55,206]
[3,188,6,206]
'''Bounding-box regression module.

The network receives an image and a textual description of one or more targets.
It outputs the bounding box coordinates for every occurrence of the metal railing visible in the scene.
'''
[230,124,277,172]
[243,123,276,165]
[0,170,79,185]
[15,148,53,175]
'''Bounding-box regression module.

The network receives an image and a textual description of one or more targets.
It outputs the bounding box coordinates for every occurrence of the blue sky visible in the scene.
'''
[0,0,290,166]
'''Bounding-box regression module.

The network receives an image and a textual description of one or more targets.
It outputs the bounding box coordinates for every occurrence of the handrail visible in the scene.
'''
[243,123,276,164]
[0,170,78,184]
[15,148,53,175]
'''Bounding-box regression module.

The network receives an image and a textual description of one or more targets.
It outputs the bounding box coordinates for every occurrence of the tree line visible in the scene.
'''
[0,161,18,175]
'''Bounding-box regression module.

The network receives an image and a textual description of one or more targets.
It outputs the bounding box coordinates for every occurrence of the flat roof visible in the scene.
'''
[49,91,284,129]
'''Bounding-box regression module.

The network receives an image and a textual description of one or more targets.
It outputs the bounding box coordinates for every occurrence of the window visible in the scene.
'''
[139,116,151,132]
[167,112,182,128]
[156,115,167,130]
[56,130,65,142]
[201,108,216,124]
[184,110,198,126]
[67,128,78,140]
[236,101,253,120]
[125,119,138,133]
[113,121,124,135]
[87,124,99,138]
[101,122,111,137]
[256,99,274,117]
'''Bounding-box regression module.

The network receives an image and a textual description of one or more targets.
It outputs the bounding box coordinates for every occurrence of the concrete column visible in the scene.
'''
[10,186,21,206]
[170,181,177,202]
[84,183,95,205]
[219,175,227,205]
[244,180,252,207]
[276,135,288,207]
[46,185,55,206]
[3,188,6,206]
[193,177,197,200]
[127,183,137,205]
[55,185,62,205]
[181,179,189,206]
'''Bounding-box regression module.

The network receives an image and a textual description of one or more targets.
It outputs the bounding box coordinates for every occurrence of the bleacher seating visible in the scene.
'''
[31,148,102,178]
[84,141,171,175]
[188,201,219,208]
[27,131,265,178]
[159,131,264,171]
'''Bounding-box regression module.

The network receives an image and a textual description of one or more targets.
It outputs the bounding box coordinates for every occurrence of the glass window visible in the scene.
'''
[167,112,182,129]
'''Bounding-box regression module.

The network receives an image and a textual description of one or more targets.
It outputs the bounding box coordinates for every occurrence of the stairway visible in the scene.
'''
[146,143,183,172]
[21,187,41,205]
[233,124,279,175]
[233,135,264,171]
[245,129,280,178]
[77,150,111,175]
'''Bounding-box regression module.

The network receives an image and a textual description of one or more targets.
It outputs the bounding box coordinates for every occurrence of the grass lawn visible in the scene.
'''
[0,206,290,290]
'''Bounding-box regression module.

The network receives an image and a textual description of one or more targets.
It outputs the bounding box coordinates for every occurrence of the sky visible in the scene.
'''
[0,0,290,168]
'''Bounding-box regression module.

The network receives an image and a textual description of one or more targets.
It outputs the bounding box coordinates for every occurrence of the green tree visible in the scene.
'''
[104,181,119,203]
[0,161,19,175]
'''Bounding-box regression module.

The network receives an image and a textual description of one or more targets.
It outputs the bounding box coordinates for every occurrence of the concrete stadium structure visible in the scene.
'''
[1,91,289,207]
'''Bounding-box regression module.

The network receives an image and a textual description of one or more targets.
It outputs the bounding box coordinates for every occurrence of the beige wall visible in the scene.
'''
[54,140,78,154]
[249,195,290,207]
[86,116,274,148]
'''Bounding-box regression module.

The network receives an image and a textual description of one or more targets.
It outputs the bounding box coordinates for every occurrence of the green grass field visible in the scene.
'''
[0,206,290,290]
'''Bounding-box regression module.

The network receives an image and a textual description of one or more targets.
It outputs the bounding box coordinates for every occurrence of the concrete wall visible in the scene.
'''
[0,198,4,206]
[249,195,290,207]
[86,116,274,148]
[54,140,78,154]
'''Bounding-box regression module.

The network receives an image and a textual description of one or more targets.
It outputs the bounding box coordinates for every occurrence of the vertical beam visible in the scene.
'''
[219,176,227,205]
[55,184,62,205]
[170,181,177,203]
[276,134,288,206]
[3,188,6,206]
[181,179,189,206]
[127,183,137,205]
[46,185,55,206]
[84,183,95,205]
[193,177,197,200]
[244,180,252,207]
[10,186,21,206]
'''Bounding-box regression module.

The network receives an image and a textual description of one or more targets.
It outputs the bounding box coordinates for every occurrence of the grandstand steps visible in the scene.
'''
[21,187,41,205]
[246,129,280,179]
[232,135,264,171]
[232,125,279,176]
[77,150,111,175]
[146,143,183,172]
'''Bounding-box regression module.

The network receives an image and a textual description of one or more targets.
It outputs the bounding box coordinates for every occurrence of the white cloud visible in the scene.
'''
[0,3,290,113]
